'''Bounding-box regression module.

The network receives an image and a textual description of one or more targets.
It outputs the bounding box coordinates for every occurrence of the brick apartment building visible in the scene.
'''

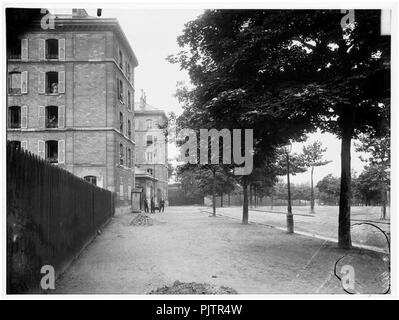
[134,93,169,206]
[7,9,138,205]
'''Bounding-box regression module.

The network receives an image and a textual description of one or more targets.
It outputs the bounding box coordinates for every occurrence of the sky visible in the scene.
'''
[53,8,367,185]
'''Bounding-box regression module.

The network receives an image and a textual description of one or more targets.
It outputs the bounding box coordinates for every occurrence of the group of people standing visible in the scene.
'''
[143,197,165,213]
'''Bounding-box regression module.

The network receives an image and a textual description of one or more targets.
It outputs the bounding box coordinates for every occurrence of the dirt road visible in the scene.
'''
[54,206,389,294]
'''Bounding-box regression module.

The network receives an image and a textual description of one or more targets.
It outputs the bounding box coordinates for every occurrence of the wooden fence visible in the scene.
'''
[7,143,115,293]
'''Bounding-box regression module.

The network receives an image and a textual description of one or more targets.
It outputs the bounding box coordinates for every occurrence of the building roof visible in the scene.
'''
[30,9,138,67]
[134,93,167,120]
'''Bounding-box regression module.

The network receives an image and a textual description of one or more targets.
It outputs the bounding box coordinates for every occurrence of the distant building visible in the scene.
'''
[6,9,138,206]
[134,92,168,205]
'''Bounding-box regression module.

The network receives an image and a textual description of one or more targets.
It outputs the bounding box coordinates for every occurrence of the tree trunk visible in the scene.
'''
[212,169,216,217]
[381,190,387,220]
[286,152,294,233]
[228,192,231,207]
[310,166,315,212]
[220,192,223,208]
[338,112,353,249]
[249,183,253,208]
[242,177,249,224]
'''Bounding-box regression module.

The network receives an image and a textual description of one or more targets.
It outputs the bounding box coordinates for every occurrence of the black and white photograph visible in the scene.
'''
[1,1,397,302]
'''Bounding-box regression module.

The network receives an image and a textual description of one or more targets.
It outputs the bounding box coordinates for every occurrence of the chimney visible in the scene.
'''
[72,9,89,18]
[140,89,146,109]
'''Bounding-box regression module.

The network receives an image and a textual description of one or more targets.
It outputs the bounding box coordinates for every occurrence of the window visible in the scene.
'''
[127,148,131,168]
[46,140,58,163]
[128,120,132,139]
[146,135,153,146]
[119,50,123,69]
[8,72,21,94]
[127,90,131,110]
[119,112,124,132]
[46,106,58,128]
[146,119,153,129]
[9,140,21,151]
[8,106,21,128]
[117,79,124,101]
[84,175,97,185]
[46,71,58,93]
[9,40,21,59]
[126,63,131,81]
[119,143,124,165]
[146,152,153,163]
[147,168,153,175]
[46,39,58,59]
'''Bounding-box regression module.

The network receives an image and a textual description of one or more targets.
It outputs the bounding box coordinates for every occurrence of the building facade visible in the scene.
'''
[134,93,169,206]
[7,9,138,206]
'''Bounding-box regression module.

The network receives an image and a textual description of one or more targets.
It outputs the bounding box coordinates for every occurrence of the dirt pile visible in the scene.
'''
[149,280,237,294]
[129,213,153,226]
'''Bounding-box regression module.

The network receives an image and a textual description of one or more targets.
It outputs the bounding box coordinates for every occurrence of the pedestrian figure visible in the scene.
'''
[159,199,165,213]
[150,197,155,213]
[143,197,149,213]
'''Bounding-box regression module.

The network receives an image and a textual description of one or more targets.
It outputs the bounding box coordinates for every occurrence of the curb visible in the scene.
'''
[202,210,389,254]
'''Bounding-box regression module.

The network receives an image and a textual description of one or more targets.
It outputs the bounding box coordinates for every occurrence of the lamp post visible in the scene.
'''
[285,141,294,233]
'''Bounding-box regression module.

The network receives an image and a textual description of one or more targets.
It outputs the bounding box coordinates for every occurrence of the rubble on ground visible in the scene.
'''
[129,213,153,226]
[149,280,237,294]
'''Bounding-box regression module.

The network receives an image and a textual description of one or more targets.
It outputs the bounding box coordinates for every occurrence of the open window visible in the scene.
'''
[119,143,124,165]
[46,39,58,59]
[128,120,132,139]
[146,135,153,146]
[8,72,21,94]
[45,140,58,163]
[84,175,97,185]
[127,90,131,110]
[119,112,124,132]
[8,106,21,128]
[46,71,58,93]
[46,106,58,128]
[117,79,124,101]
[127,148,131,168]
[119,49,123,69]
[9,40,21,59]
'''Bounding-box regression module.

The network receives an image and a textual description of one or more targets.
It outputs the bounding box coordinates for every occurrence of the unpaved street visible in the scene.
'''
[54,206,389,294]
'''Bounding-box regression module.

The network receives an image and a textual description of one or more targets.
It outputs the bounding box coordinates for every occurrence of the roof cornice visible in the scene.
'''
[30,17,138,67]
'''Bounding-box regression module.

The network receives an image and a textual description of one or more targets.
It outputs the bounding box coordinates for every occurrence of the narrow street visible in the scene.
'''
[54,206,389,294]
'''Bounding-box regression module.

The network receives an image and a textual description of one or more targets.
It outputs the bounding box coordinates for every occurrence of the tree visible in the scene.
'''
[170,10,390,248]
[316,174,341,205]
[176,163,237,216]
[355,132,390,218]
[301,141,331,212]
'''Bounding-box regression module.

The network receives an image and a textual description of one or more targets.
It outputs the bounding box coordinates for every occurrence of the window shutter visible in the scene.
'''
[38,140,45,159]
[128,185,132,200]
[21,105,28,129]
[21,71,28,94]
[97,175,104,188]
[38,106,45,128]
[21,140,28,150]
[39,39,45,60]
[58,105,65,128]
[58,71,65,93]
[58,140,65,164]
[58,39,65,60]
[38,71,45,93]
[21,39,28,60]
